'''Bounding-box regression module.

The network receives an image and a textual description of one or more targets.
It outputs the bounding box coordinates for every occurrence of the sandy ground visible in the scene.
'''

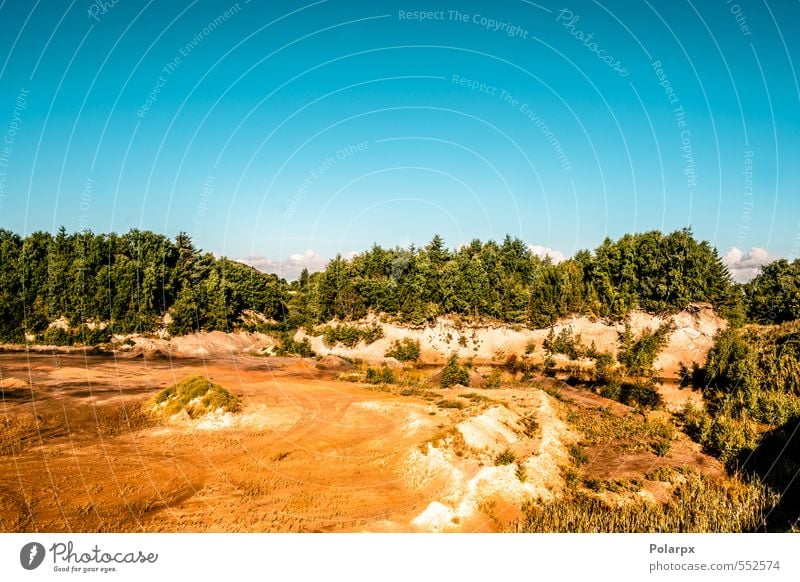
[0,348,721,533]
[0,304,727,532]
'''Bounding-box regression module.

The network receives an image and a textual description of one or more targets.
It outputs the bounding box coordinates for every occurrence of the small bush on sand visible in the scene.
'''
[385,338,421,362]
[440,353,470,388]
[364,366,395,385]
[154,376,241,419]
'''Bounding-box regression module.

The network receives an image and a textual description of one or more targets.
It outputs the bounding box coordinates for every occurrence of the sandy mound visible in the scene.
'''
[293,305,725,375]
[406,392,576,532]
[315,355,355,371]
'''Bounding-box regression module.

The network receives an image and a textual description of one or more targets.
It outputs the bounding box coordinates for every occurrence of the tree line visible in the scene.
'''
[0,227,286,342]
[1,226,798,344]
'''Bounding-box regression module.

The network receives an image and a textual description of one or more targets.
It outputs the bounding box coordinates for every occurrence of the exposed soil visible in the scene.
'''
[0,305,728,533]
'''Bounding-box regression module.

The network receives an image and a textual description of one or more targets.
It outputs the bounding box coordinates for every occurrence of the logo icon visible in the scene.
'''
[20,542,46,570]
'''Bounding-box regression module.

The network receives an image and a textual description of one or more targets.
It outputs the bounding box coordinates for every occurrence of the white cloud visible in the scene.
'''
[238,249,327,281]
[528,244,566,264]
[722,246,776,283]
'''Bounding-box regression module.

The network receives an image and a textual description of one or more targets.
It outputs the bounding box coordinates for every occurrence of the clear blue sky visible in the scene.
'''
[0,0,798,278]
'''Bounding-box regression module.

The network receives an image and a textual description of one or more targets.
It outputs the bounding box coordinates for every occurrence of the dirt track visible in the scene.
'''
[1,353,516,532]
[1,351,722,533]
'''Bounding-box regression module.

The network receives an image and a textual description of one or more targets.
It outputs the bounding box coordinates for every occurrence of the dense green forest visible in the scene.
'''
[0,227,286,342]
[1,226,799,344]
[297,228,741,326]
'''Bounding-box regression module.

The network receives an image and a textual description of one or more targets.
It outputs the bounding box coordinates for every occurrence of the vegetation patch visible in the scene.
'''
[514,474,777,533]
[322,323,383,348]
[364,366,395,385]
[495,448,517,465]
[440,353,470,388]
[436,399,465,410]
[153,376,242,419]
[384,338,421,362]
[567,406,675,455]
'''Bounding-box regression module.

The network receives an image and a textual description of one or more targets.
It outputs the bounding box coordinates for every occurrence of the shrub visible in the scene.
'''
[274,333,315,357]
[153,376,241,419]
[495,448,516,465]
[322,323,384,347]
[41,327,72,346]
[78,325,112,345]
[617,322,674,378]
[440,353,470,388]
[385,338,421,362]
[543,326,584,359]
[436,399,465,410]
[568,444,588,467]
[364,366,395,385]
[483,368,503,389]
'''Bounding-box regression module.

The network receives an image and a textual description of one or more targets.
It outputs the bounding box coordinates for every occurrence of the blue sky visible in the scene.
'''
[0,0,797,280]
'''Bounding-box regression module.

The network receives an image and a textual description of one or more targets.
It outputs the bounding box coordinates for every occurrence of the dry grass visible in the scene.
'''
[566,405,675,454]
[513,473,777,532]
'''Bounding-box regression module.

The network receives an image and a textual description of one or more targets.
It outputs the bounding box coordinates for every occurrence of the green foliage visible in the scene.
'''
[39,324,112,346]
[745,258,800,324]
[495,448,517,465]
[617,322,674,378]
[680,403,759,469]
[593,352,617,383]
[274,334,315,357]
[364,366,395,384]
[384,338,421,362]
[321,323,384,348]
[440,353,470,388]
[436,399,465,410]
[543,326,584,359]
[0,228,288,343]
[153,375,242,419]
[483,368,503,388]
[299,229,739,329]
[568,444,588,467]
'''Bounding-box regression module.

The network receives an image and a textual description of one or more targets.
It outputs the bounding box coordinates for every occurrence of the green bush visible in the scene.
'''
[543,326,584,359]
[483,368,503,388]
[153,376,241,419]
[617,322,674,378]
[495,448,517,465]
[440,353,470,388]
[274,333,315,357]
[322,324,384,348]
[41,327,72,346]
[385,338,421,362]
[364,365,395,384]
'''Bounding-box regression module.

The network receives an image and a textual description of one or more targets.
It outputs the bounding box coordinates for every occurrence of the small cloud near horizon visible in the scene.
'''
[238,250,327,281]
[722,246,776,283]
[528,244,566,263]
